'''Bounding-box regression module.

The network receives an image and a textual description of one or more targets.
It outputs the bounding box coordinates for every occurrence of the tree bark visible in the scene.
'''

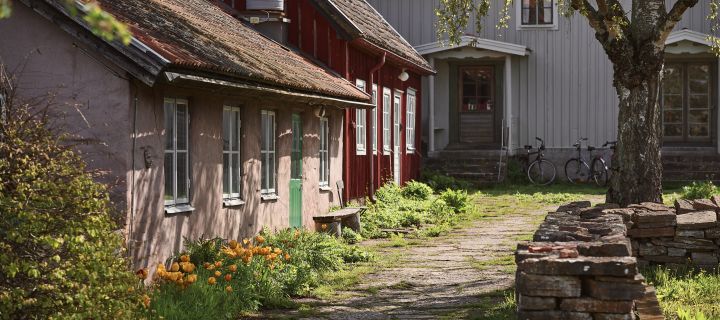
[607,64,664,206]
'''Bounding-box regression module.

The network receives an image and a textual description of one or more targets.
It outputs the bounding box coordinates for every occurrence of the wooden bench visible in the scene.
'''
[312,181,365,237]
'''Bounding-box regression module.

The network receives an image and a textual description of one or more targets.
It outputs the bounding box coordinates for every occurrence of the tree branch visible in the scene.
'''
[660,0,700,39]
[570,0,607,36]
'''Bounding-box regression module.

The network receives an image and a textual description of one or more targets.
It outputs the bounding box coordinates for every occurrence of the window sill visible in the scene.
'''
[223,198,246,207]
[356,150,367,156]
[319,186,332,192]
[165,204,195,215]
[517,24,558,31]
[261,194,279,202]
[406,147,416,153]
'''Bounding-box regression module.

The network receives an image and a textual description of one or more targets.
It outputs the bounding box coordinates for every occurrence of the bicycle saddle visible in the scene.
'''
[525,145,533,150]
[587,146,596,151]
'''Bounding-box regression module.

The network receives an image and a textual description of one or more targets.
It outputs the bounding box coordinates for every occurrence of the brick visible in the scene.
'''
[643,255,688,264]
[692,199,719,211]
[676,229,705,238]
[594,274,645,283]
[663,237,717,250]
[578,204,620,219]
[705,228,720,239]
[559,298,634,313]
[629,202,671,212]
[677,211,717,229]
[517,273,581,297]
[667,247,687,257]
[627,227,675,238]
[517,311,592,320]
[602,208,635,223]
[691,252,719,265]
[557,201,592,213]
[577,240,632,257]
[637,242,667,256]
[675,199,696,215]
[585,278,646,300]
[633,210,676,227]
[517,295,556,311]
[518,256,638,276]
[593,313,635,320]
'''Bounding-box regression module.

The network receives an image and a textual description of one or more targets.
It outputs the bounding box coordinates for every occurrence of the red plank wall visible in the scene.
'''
[285,0,423,201]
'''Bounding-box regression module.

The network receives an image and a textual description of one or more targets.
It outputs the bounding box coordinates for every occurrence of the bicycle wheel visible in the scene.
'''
[527,159,557,185]
[565,159,591,184]
[591,158,609,187]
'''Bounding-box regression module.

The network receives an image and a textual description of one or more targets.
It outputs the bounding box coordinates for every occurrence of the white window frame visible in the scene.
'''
[382,87,392,153]
[516,0,558,30]
[372,84,378,154]
[164,98,190,207]
[223,106,243,202]
[319,117,330,189]
[406,88,416,153]
[261,110,277,196]
[355,79,367,155]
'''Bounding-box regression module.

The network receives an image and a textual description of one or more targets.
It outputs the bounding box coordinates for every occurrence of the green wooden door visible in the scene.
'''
[290,113,303,228]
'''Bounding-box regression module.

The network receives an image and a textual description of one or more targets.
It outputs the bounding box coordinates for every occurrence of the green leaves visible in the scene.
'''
[0,0,11,19]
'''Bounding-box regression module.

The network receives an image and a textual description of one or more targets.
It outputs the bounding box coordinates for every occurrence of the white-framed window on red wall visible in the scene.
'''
[382,87,392,153]
[164,98,190,207]
[355,79,367,155]
[406,88,417,153]
[372,84,378,154]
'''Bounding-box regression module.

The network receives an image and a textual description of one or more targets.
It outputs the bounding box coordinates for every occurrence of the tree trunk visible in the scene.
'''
[607,65,664,206]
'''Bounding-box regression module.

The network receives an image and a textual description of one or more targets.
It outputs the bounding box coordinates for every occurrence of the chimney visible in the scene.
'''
[242,0,289,44]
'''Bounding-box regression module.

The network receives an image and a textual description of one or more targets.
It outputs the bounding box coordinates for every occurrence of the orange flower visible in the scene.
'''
[180,255,190,263]
[228,264,238,272]
[208,277,217,285]
[243,238,250,245]
[229,240,238,249]
[136,268,148,280]
[225,285,233,293]
[274,248,282,254]
[214,261,223,268]
[321,224,328,231]
[284,253,291,261]
[186,274,198,284]
[214,271,222,278]
[203,262,211,269]
[170,262,180,272]
[242,256,251,264]
[142,295,151,308]
[181,262,195,273]
[255,235,265,244]
[224,274,232,281]
[294,229,301,239]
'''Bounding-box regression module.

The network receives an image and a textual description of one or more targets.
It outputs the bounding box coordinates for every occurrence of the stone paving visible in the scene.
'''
[259,203,564,319]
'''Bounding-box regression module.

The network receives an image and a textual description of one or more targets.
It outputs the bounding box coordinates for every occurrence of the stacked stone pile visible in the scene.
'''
[515,202,659,320]
[629,197,720,268]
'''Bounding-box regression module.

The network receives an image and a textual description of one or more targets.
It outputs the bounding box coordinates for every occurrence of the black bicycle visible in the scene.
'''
[524,137,556,185]
[565,138,613,186]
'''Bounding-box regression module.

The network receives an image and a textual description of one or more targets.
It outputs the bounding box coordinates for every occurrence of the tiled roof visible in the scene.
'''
[57,0,370,102]
[323,0,432,72]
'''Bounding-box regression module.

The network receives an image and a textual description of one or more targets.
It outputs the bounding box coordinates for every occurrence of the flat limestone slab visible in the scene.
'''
[518,256,638,276]
[676,210,717,230]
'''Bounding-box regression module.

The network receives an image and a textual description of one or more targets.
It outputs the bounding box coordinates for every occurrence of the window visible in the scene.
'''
[164,98,190,206]
[355,79,367,155]
[382,87,391,152]
[662,63,713,142]
[517,0,557,29]
[319,117,330,188]
[372,84,378,153]
[261,110,277,195]
[223,106,242,202]
[406,89,416,152]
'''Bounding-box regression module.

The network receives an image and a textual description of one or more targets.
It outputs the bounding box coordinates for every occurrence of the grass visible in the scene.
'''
[436,289,516,320]
[644,266,720,319]
[467,255,516,274]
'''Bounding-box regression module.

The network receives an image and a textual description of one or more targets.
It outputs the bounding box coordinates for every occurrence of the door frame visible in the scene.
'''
[448,60,505,148]
[289,113,303,228]
[662,58,717,147]
[393,90,402,185]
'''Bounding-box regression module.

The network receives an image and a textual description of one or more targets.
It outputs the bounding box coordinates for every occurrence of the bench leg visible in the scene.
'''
[341,214,361,233]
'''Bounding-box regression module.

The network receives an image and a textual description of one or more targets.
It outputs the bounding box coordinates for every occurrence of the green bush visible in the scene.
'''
[341,227,363,244]
[401,181,434,200]
[0,71,142,318]
[440,189,470,213]
[681,181,719,200]
[644,266,720,319]
[420,169,472,191]
[505,158,527,184]
[148,229,371,318]
[374,183,403,205]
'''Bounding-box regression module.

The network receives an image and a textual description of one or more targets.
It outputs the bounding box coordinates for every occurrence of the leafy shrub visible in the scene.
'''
[644,266,720,320]
[420,223,453,237]
[505,158,527,184]
[420,169,472,191]
[148,229,371,318]
[440,189,470,213]
[681,181,719,200]
[374,183,403,205]
[0,68,142,319]
[401,181,434,200]
[342,227,363,244]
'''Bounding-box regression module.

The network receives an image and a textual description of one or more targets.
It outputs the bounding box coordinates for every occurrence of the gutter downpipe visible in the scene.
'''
[367,52,386,201]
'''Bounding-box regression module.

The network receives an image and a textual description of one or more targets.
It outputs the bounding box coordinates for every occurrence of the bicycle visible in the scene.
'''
[524,137,557,185]
[590,141,616,187]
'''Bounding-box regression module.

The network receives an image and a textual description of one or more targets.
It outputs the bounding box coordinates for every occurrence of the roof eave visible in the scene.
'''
[665,29,713,47]
[353,39,435,75]
[416,36,530,57]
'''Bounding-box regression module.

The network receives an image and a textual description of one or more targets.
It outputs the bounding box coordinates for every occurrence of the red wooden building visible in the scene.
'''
[217,0,433,201]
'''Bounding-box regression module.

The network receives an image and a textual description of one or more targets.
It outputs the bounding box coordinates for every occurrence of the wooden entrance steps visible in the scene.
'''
[424,149,505,184]
[662,149,720,183]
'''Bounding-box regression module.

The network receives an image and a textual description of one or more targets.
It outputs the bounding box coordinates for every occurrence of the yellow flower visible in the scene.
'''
[229,240,238,249]
[224,274,232,281]
[255,235,265,244]
[242,256,251,264]
[225,285,233,293]
[208,277,217,285]
[243,238,250,245]
[186,274,198,284]
[274,248,282,254]
[214,270,222,278]
[228,264,238,273]
[294,229,300,239]
[181,262,195,273]
[180,255,190,263]
[170,262,180,272]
